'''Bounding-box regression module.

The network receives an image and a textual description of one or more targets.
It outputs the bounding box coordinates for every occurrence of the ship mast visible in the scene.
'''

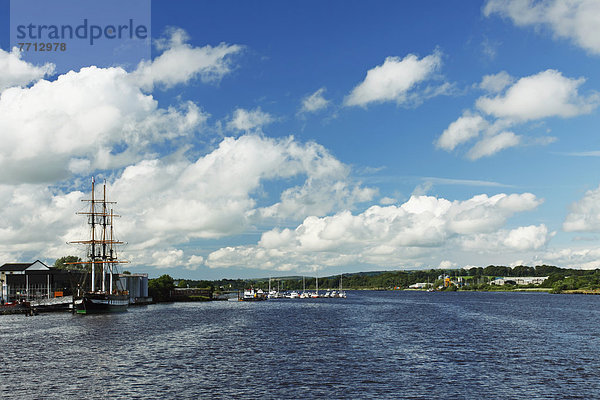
[91,177,96,292]
[102,181,107,292]
[109,208,115,293]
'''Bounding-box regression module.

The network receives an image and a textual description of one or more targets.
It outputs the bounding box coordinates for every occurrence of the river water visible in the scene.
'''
[1,290,600,399]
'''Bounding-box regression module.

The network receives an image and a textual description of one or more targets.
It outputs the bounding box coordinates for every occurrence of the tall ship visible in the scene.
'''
[69,178,129,314]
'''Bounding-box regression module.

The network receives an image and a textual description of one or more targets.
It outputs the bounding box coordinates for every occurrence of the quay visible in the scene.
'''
[1,261,152,314]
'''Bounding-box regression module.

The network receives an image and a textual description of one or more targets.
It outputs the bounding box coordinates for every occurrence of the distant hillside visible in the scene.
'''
[169,264,600,292]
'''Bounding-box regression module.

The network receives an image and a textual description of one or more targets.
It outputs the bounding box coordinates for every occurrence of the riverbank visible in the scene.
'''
[403,287,553,293]
[561,289,600,295]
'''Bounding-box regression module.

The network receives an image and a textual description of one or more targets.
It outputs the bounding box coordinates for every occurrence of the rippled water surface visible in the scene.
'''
[2,291,600,399]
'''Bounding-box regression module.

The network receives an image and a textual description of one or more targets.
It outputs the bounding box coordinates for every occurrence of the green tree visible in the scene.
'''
[511,265,535,277]
[54,255,83,270]
[148,274,175,302]
[483,265,510,277]
[179,280,189,288]
[535,265,561,276]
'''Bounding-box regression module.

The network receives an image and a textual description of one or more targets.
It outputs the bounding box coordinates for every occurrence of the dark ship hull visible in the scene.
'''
[74,292,129,314]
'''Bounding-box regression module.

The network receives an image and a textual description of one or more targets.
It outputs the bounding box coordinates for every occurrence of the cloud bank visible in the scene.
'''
[206,193,549,271]
[484,0,600,55]
[436,69,597,159]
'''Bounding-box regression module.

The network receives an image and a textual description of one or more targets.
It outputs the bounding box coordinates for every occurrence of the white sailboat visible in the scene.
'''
[268,277,277,299]
[311,274,320,298]
[338,273,347,298]
[300,276,310,298]
[267,278,284,299]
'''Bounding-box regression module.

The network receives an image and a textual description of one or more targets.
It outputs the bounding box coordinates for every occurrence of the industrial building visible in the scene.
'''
[118,273,152,304]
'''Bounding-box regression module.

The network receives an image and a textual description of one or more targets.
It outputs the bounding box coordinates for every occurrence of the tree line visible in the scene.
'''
[151,265,600,295]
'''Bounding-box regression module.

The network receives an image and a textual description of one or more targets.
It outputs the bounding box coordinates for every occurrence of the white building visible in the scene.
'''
[491,276,548,286]
[409,282,429,289]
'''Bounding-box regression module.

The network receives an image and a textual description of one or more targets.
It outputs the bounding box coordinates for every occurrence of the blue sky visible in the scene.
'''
[1,0,600,279]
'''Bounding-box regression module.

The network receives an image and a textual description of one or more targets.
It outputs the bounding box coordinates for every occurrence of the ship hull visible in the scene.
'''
[74,293,129,314]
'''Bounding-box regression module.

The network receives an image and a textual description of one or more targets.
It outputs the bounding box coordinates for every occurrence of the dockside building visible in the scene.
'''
[0,261,83,303]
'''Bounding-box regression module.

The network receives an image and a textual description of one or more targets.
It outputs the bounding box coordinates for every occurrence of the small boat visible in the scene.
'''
[289,291,300,299]
[239,288,267,301]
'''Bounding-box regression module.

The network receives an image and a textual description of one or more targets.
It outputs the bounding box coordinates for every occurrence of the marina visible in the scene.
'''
[254,275,347,301]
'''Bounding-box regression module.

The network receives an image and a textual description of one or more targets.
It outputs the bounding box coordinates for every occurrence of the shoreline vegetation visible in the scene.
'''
[146,264,600,302]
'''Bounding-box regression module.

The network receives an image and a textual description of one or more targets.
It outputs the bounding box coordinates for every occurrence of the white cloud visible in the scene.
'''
[439,260,457,269]
[459,224,551,252]
[438,69,597,159]
[562,150,600,157]
[411,181,433,196]
[481,37,500,60]
[186,255,205,271]
[503,224,550,250]
[151,249,185,268]
[476,70,597,121]
[0,183,83,259]
[484,0,600,55]
[421,177,513,188]
[111,135,372,264]
[541,247,600,269]
[344,51,443,107]
[205,192,545,270]
[479,71,514,93]
[300,87,330,113]
[563,185,600,232]
[0,29,244,184]
[466,131,521,160]
[132,28,243,90]
[226,107,274,132]
[379,196,397,205]
[0,66,206,183]
[0,48,55,90]
[436,112,488,151]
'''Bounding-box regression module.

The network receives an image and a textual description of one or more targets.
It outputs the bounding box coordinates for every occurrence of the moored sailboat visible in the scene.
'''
[339,273,347,298]
[69,178,129,314]
[311,274,320,298]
